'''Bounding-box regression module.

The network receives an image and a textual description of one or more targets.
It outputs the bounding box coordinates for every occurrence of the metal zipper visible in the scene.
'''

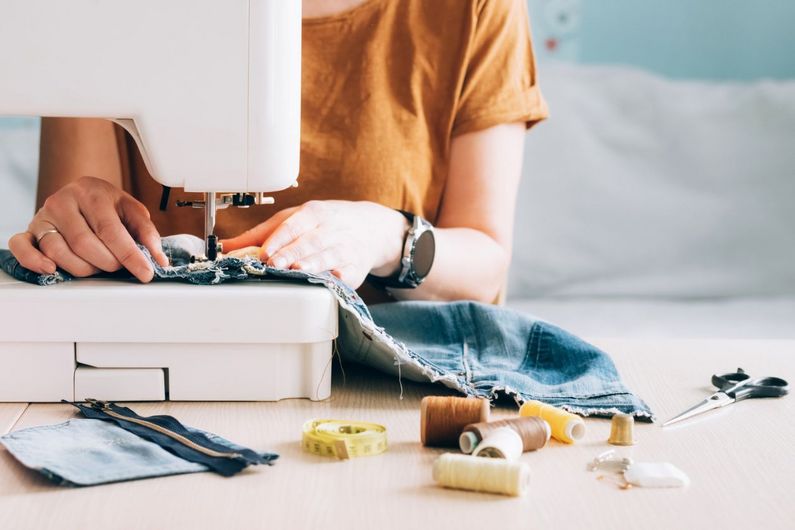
[86,399,242,460]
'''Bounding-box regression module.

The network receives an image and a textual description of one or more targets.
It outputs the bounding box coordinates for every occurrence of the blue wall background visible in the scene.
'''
[528,0,795,80]
[2,0,794,134]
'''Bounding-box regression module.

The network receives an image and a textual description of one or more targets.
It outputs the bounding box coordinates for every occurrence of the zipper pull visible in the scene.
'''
[85,398,110,410]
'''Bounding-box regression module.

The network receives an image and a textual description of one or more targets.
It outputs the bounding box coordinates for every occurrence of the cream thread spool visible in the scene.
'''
[459,417,551,454]
[433,453,530,497]
[420,396,490,447]
[519,400,586,444]
[472,427,523,461]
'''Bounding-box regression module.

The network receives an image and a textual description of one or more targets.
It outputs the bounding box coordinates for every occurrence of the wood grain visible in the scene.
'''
[0,404,26,435]
[1,339,793,530]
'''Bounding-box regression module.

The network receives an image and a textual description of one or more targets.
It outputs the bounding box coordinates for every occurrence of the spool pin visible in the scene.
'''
[459,417,551,454]
[519,400,586,444]
[433,453,530,497]
[421,396,490,447]
[607,412,636,446]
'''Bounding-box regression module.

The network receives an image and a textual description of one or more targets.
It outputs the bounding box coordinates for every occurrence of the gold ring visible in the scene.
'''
[34,228,60,244]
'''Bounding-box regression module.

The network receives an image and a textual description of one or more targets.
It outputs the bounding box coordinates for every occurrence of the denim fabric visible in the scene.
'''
[0,236,653,419]
[0,419,208,486]
[0,412,276,487]
[365,302,646,413]
[0,247,70,285]
[73,401,277,477]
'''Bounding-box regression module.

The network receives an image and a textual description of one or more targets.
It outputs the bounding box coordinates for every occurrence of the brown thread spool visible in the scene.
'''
[421,396,490,447]
[459,417,551,454]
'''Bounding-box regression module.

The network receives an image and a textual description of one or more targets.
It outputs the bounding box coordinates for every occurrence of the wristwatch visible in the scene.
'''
[368,210,436,289]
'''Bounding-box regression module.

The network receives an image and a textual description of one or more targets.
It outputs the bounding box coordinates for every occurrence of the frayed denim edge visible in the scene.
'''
[304,274,655,421]
[17,252,655,420]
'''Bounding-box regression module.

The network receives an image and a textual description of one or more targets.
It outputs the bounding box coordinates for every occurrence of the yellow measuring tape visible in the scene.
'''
[301,419,388,460]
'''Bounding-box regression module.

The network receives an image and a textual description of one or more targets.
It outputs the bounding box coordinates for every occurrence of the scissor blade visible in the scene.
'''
[662,392,734,427]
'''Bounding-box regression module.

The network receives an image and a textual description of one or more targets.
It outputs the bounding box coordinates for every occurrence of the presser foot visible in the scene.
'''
[205,235,221,261]
[175,192,275,262]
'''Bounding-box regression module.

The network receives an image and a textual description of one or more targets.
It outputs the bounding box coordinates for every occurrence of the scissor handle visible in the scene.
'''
[712,368,789,401]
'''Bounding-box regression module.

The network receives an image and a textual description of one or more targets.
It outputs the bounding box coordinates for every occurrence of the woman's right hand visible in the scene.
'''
[8,176,169,282]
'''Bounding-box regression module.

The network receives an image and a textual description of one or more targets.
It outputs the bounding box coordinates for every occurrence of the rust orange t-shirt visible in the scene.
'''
[116,0,548,238]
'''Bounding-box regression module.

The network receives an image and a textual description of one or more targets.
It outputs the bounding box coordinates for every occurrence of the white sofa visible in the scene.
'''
[2,62,794,339]
[507,62,795,339]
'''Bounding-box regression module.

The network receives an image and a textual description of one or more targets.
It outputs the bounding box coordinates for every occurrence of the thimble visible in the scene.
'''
[607,412,636,446]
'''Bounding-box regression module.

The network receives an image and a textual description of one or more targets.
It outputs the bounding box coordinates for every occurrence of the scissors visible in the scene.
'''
[662,367,788,427]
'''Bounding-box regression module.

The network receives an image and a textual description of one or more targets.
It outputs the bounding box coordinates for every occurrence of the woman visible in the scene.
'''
[9,0,547,304]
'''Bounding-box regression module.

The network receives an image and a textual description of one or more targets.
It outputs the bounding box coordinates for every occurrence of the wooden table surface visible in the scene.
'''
[1,339,793,530]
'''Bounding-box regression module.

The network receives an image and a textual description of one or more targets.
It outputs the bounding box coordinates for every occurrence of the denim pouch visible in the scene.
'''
[71,400,277,476]
[0,235,654,420]
[0,402,277,487]
[1,419,204,486]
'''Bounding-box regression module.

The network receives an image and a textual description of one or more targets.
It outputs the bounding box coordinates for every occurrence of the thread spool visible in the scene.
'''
[421,396,490,447]
[433,453,530,497]
[459,417,551,454]
[607,412,636,446]
[472,427,523,461]
[519,400,586,444]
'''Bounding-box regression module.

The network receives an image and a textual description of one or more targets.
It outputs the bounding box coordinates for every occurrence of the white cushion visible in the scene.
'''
[507,296,795,340]
[0,118,39,246]
[508,62,795,299]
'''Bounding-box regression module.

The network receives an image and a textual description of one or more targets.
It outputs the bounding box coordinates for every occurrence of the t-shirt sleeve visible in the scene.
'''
[452,0,549,137]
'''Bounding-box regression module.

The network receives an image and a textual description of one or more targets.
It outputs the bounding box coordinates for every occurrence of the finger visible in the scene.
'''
[267,228,339,269]
[261,202,325,259]
[119,197,169,267]
[221,208,295,252]
[83,204,154,282]
[8,232,57,274]
[223,246,263,260]
[291,247,340,274]
[37,231,100,277]
[330,263,363,289]
[47,210,122,273]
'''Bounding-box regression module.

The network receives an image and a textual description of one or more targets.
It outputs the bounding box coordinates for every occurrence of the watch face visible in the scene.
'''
[412,230,436,279]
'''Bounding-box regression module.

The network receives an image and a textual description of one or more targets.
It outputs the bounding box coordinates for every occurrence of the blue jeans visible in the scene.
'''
[0,236,653,419]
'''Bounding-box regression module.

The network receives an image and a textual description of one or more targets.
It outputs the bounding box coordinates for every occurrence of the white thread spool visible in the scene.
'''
[472,427,523,461]
[459,431,480,454]
[432,453,530,497]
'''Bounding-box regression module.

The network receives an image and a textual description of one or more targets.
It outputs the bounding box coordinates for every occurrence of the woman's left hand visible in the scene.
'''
[221,200,408,288]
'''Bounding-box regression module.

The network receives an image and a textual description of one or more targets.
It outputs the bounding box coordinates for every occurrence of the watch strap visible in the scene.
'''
[367,210,426,289]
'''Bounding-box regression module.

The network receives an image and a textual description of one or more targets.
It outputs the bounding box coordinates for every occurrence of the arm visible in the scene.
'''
[388,121,526,302]
[9,118,168,280]
[36,118,123,207]
[222,121,526,303]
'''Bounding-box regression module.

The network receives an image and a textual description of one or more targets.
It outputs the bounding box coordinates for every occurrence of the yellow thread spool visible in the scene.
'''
[519,400,586,444]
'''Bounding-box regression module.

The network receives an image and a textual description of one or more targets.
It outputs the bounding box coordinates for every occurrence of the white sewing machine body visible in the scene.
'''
[0,270,337,402]
[0,0,301,191]
[0,1,339,402]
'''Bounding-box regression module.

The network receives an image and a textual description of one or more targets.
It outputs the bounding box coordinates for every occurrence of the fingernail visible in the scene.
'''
[273,257,287,269]
[44,261,56,274]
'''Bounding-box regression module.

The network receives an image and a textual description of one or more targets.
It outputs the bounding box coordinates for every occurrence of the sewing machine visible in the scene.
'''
[0,1,338,402]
